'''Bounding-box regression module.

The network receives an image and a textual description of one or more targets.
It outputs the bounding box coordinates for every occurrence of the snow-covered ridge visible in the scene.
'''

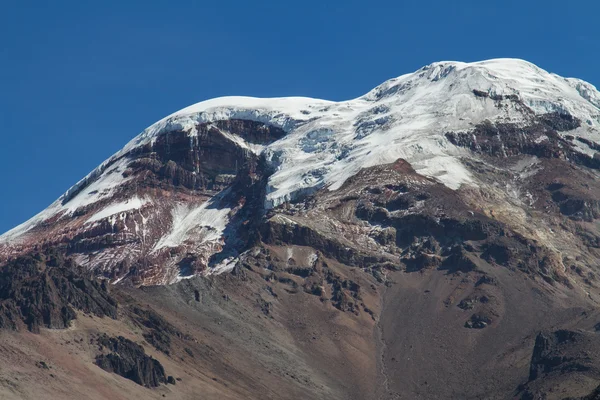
[118,96,336,156]
[2,58,600,243]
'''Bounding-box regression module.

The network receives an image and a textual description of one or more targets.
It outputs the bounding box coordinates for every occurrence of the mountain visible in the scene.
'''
[1,58,600,399]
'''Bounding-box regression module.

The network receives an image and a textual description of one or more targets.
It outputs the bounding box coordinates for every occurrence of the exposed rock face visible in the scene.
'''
[125,119,283,192]
[528,330,591,381]
[130,306,191,355]
[446,114,582,160]
[96,334,167,388]
[0,119,282,285]
[519,330,600,399]
[0,250,117,332]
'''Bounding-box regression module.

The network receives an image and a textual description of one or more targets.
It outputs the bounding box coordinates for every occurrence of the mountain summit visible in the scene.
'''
[2,59,600,286]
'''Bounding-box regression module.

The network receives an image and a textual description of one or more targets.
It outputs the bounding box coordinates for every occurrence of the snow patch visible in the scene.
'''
[62,158,133,215]
[206,257,239,276]
[87,196,149,224]
[153,200,231,251]
[214,125,266,155]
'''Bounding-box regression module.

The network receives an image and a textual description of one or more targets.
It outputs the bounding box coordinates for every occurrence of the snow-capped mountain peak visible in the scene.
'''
[1,58,599,285]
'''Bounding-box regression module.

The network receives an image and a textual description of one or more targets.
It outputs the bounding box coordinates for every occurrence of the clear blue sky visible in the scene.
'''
[0,0,598,234]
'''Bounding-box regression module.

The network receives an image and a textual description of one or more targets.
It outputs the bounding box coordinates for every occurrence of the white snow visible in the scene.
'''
[214,124,266,155]
[206,256,239,276]
[61,158,132,214]
[0,158,133,244]
[86,196,148,224]
[110,274,128,285]
[119,96,335,157]
[153,200,231,251]
[0,204,60,244]
[258,59,599,207]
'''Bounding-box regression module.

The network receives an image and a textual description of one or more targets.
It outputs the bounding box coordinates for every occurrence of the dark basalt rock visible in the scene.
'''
[445,117,600,174]
[401,237,444,272]
[475,275,497,286]
[212,119,286,144]
[239,247,365,316]
[546,180,600,221]
[560,198,600,219]
[519,329,600,399]
[577,137,600,152]
[464,313,492,329]
[403,252,442,272]
[391,214,493,249]
[528,330,589,381]
[125,120,283,193]
[324,267,362,313]
[96,334,167,388]
[538,112,581,132]
[440,246,479,273]
[353,177,496,249]
[209,156,274,264]
[457,297,479,310]
[131,306,190,355]
[142,330,171,356]
[0,251,117,333]
[446,120,569,159]
[256,297,272,316]
[480,235,562,277]
[380,196,414,212]
[472,89,520,102]
[355,202,391,224]
[263,218,388,268]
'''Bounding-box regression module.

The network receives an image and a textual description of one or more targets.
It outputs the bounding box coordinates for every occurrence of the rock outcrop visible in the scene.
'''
[96,334,167,388]
[0,250,117,332]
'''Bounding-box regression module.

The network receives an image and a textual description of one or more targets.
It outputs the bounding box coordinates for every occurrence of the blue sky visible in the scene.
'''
[0,0,598,234]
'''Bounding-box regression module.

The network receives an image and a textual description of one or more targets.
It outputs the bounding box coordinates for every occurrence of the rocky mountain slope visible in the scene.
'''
[1,59,600,399]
